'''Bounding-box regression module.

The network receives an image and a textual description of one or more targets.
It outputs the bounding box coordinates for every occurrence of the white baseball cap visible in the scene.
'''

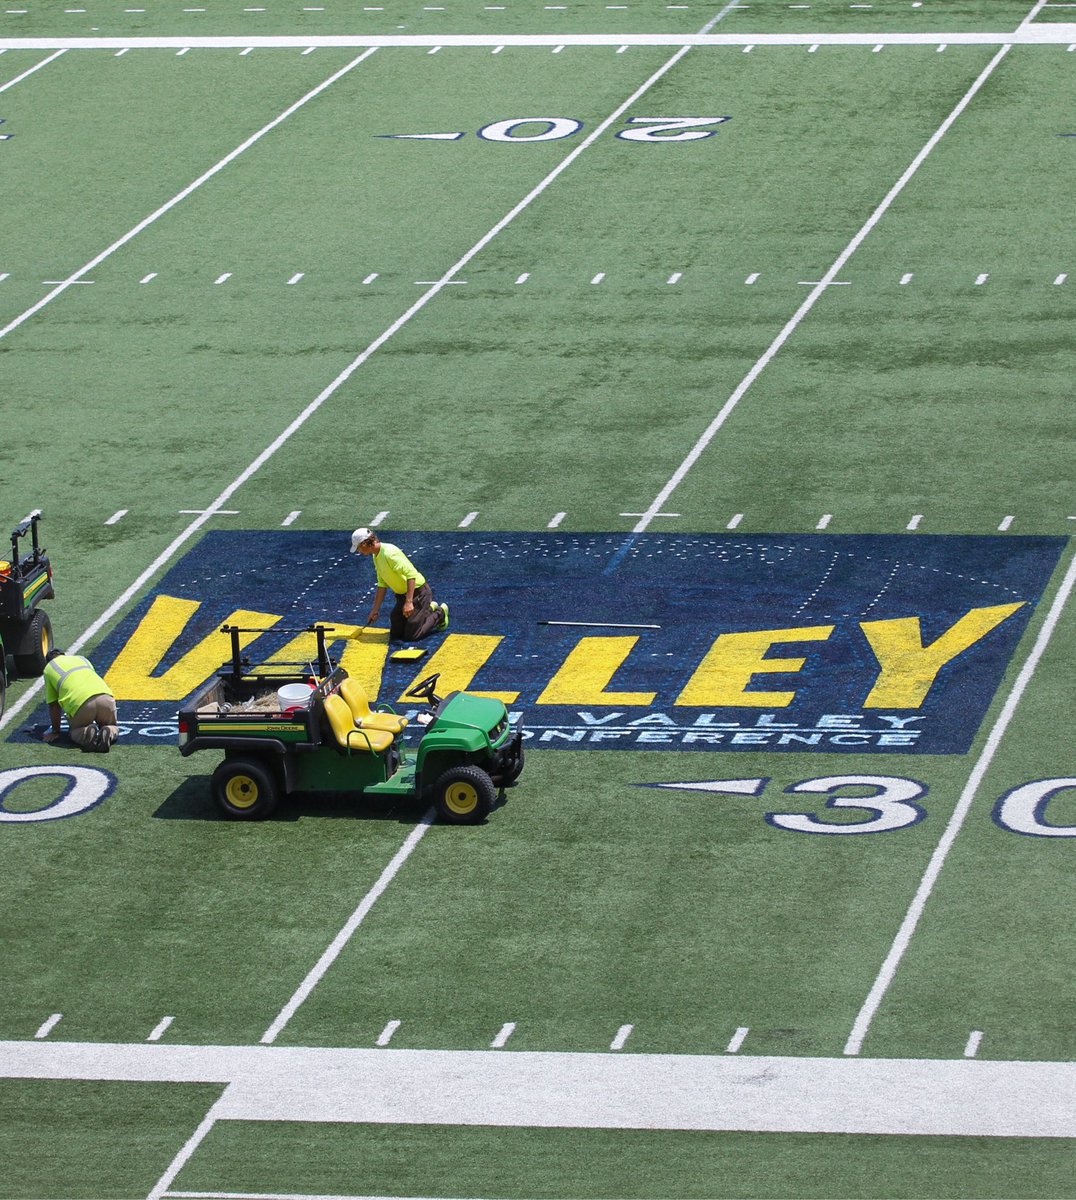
[350,527,376,553]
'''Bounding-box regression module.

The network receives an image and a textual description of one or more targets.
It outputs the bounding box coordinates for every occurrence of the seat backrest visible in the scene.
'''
[339,677,372,722]
[324,694,355,748]
[323,693,393,753]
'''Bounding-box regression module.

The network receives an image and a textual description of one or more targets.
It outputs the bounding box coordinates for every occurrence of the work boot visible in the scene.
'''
[437,602,449,631]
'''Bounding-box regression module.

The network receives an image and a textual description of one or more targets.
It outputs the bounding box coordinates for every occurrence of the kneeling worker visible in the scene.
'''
[350,527,448,642]
[42,649,118,752]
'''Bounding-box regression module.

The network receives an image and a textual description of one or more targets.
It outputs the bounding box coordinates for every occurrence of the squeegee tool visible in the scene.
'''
[538,620,661,629]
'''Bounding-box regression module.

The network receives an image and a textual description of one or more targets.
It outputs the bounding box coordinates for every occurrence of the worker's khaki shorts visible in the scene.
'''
[68,694,119,749]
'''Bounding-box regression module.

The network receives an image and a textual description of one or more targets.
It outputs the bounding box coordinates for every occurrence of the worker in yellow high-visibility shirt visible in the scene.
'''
[42,649,118,752]
[350,528,448,643]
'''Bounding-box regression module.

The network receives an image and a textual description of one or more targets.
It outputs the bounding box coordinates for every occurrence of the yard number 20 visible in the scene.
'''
[477,116,730,142]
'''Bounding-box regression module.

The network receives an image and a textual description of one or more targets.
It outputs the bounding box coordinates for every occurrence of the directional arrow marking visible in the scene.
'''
[379,132,465,140]
[644,778,769,796]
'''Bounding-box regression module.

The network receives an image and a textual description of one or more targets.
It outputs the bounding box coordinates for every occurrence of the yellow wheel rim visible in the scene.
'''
[40,626,50,656]
[444,781,479,815]
[225,775,259,809]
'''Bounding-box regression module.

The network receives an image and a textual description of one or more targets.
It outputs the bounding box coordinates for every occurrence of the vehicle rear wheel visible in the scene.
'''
[14,610,53,677]
[0,665,6,721]
[212,758,280,820]
[433,764,496,825]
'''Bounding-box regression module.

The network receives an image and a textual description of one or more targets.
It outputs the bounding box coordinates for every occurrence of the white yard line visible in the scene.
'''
[844,544,1076,1055]
[260,813,435,1044]
[1017,0,1054,29]
[0,47,378,345]
[0,47,64,91]
[631,40,1014,535]
[5,1040,1076,1138]
[147,1097,229,1200]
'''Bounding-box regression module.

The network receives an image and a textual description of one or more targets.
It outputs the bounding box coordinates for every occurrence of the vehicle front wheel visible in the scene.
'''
[433,764,496,825]
[212,758,280,820]
[14,610,53,677]
[491,745,525,788]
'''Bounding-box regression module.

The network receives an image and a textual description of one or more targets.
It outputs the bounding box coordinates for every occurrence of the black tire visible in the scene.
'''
[14,609,53,677]
[491,745,525,788]
[0,664,5,721]
[433,764,496,825]
[212,757,280,820]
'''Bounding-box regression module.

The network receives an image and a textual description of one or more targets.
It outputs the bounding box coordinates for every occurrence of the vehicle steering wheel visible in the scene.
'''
[405,673,442,706]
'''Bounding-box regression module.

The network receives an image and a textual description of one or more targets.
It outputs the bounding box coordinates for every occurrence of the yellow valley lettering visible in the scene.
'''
[105,594,1025,709]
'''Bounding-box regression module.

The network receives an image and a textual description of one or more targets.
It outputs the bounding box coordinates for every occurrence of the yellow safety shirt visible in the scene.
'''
[44,654,113,716]
[373,543,425,595]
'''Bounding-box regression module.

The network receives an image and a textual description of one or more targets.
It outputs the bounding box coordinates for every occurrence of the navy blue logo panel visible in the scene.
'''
[58,531,1068,752]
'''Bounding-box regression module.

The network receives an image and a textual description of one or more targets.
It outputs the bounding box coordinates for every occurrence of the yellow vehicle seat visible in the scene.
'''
[339,678,408,735]
[324,694,394,754]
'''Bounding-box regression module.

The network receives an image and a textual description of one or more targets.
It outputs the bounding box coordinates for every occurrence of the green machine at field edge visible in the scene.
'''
[178,625,525,824]
[0,511,56,719]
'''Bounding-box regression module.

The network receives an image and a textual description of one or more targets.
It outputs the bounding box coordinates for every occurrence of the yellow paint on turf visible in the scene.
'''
[861,602,1024,708]
[399,634,518,704]
[537,636,656,706]
[105,596,280,700]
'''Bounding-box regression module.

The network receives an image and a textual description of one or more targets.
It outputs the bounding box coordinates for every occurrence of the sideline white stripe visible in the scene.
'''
[0,47,65,91]
[1,30,1074,47]
[260,813,436,1043]
[7,1040,1076,1137]
[844,544,1076,1055]
[163,1194,453,1199]
[164,1194,462,1199]
[631,41,1013,534]
[0,48,378,345]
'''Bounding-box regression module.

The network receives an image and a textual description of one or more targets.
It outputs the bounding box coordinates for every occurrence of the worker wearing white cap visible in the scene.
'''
[350,528,448,642]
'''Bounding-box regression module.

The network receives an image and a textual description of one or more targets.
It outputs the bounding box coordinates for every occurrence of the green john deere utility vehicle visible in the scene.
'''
[178,624,525,823]
[0,511,56,719]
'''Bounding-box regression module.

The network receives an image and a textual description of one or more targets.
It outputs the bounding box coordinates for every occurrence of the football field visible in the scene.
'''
[1,1,1074,1196]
